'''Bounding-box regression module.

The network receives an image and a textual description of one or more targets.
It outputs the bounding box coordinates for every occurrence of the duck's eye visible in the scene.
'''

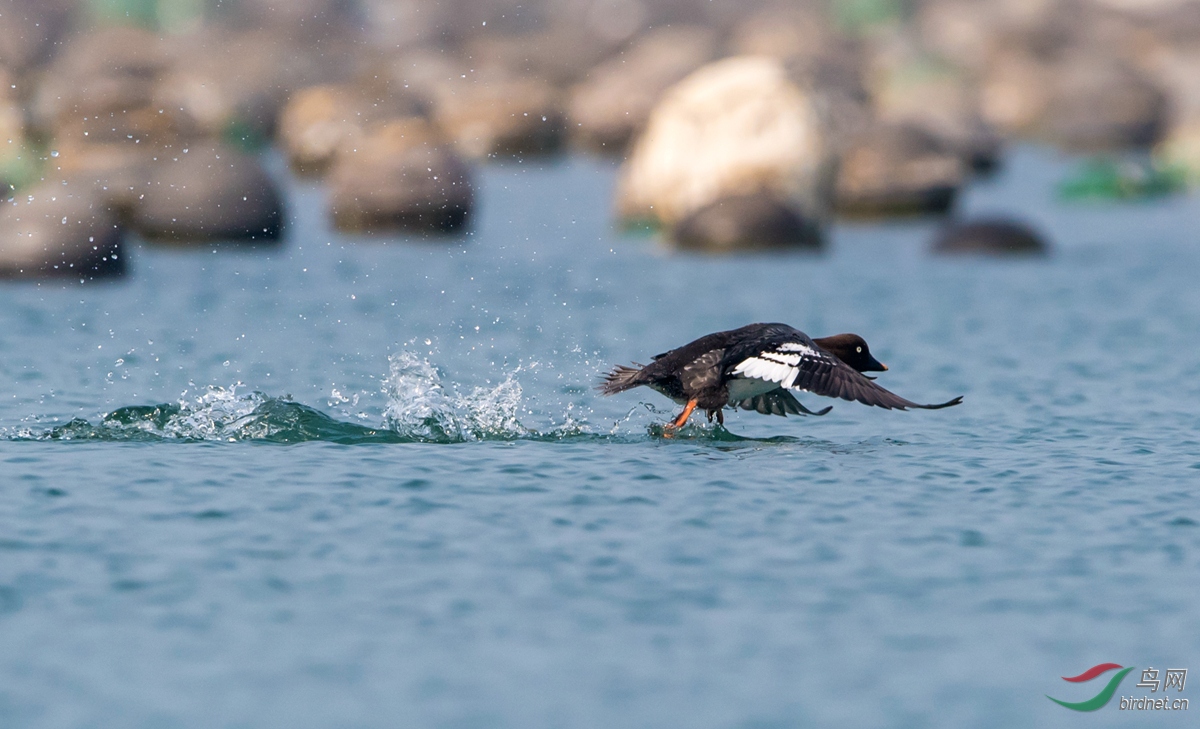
[856,346,862,353]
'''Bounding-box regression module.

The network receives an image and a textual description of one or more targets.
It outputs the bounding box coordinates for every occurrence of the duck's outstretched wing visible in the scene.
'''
[734,389,833,417]
[729,341,962,411]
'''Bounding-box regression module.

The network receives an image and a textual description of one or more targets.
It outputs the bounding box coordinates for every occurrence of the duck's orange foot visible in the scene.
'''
[663,399,698,438]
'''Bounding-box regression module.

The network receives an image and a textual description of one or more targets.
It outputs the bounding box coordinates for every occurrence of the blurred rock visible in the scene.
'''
[835,123,964,217]
[978,49,1048,136]
[615,56,834,237]
[916,0,1017,75]
[0,180,125,279]
[328,119,473,233]
[730,8,873,150]
[278,84,426,175]
[870,59,1002,172]
[0,0,73,73]
[388,49,564,160]
[582,0,650,47]
[931,218,1048,255]
[431,71,565,159]
[359,0,459,50]
[0,70,37,192]
[130,143,283,243]
[461,26,619,87]
[983,49,1168,151]
[226,0,364,41]
[568,26,718,154]
[31,26,179,144]
[1155,117,1200,182]
[155,29,366,151]
[388,48,468,103]
[48,141,149,211]
[672,193,823,252]
[728,5,841,62]
[1038,53,1168,150]
[1145,43,1200,126]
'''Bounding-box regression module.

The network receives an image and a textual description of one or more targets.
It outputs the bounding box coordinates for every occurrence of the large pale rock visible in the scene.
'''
[615,56,833,231]
[0,180,125,279]
[130,143,284,243]
[835,123,965,217]
[568,26,718,154]
[327,119,473,233]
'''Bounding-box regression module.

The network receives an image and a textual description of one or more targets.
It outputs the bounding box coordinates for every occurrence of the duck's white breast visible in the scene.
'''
[726,377,782,402]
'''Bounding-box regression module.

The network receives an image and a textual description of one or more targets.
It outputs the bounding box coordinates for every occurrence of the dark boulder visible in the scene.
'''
[835,123,964,218]
[327,120,473,234]
[672,194,823,253]
[931,218,1048,256]
[130,143,283,243]
[0,180,126,279]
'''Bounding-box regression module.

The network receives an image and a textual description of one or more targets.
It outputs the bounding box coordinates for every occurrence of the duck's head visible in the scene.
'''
[812,334,888,373]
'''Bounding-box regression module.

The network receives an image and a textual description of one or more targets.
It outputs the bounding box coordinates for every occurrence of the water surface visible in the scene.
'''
[1,148,1198,728]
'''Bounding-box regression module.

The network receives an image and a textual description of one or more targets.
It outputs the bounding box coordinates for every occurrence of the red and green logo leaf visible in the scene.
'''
[1047,663,1135,711]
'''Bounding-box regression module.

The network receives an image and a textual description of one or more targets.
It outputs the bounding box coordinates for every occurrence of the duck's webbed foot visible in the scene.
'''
[664,399,698,438]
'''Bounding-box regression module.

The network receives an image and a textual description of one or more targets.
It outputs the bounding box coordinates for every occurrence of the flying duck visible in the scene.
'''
[599,323,962,429]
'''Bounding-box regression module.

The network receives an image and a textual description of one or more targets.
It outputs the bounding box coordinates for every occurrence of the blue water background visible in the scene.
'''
[0,147,1198,727]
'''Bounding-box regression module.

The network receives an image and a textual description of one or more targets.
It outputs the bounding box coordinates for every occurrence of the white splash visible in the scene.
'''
[163,385,269,440]
[381,352,529,442]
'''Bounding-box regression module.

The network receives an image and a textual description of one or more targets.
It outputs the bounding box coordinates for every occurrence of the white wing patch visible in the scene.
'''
[776,342,820,355]
[732,356,794,385]
[731,342,824,389]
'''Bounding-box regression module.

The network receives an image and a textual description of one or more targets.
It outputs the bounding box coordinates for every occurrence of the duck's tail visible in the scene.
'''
[597,364,644,395]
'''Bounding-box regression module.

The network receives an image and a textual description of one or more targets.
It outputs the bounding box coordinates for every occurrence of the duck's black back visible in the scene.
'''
[644,323,812,382]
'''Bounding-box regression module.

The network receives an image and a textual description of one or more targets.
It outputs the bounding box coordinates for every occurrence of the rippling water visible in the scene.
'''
[1,148,1198,728]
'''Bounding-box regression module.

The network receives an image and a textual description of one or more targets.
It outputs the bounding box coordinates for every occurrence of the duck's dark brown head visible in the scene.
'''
[812,334,888,373]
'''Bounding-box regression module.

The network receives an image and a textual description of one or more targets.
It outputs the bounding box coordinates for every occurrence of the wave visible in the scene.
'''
[4,352,833,446]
